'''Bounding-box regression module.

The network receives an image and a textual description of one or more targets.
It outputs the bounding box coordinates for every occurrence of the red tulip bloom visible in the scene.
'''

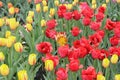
[78,46,87,58]
[71,26,82,37]
[68,49,79,61]
[56,68,68,80]
[73,40,81,48]
[81,66,96,80]
[57,5,67,18]
[90,22,101,31]
[89,33,102,47]
[110,36,119,46]
[45,28,56,39]
[68,59,83,72]
[95,30,105,38]
[58,45,69,58]
[82,17,91,26]
[63,12,72,20]
[90,49,101,59]
[72,10,81,20]
[105,19,116,30]
[42,53,59,67]
[99,49,109,60]
[109,47,120,56]
[36,42,53,54]
[98,6,106,13]
[95,12,105,22]
[46,19,57,29]
[114,27,120,38]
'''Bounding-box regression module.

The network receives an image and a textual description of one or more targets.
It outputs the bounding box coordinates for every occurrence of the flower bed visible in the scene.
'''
[0,0,120,80]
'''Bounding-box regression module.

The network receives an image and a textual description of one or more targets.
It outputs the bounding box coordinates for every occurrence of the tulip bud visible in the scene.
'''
[5,31,11,38]
[28,53,37,65]
[42,0,47,6]
[116,0,120,3]
[102,58,110,68]
[17,70,28,80]
[97,74,105,80]
[54,0,59,6]
[28,11,34,17]
[111,54,118,64]
[9,7,15,15]
[43,6,48,12]
[106,0,109,3]
[14,42,23,53]
[45,60,54,71]
[26,23,33,31]
[0,38,6,46]
[92,4,97,9]
[8,2,13,8]
[0,52,5,61]
[41,19,46,27]
[9,18,18,30]
[36,4,41,12]
[115,74,120,80]
[74,0,79,3]
[67,4,73,10]
[0,64,9,76]
[49,8,55,17]
[0,1,3,8]
[102,4,107,8]
[26,16,33,24]
[92,0,96,4]
[8,36,16,43]
[0,18,4,27]
[6,38,13,48]
[15,7,19,13]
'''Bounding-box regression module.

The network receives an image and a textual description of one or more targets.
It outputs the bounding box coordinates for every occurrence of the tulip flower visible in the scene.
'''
[111,54,118,64]
[0,64,9,76]
[0,18,4,27]
[54,0,59,6]
[0,52,5,61]
[41,19,46,27]
[26,23,33,31]
[102,58,110,68]
[43,6,48,12]
[44,60,54,71]
[14,42,23,53]
[28,11,34,17]
[9,7,15,15]
[17,70,28,80]
[5,31,11,38]
[26,16,33,24]
[36,4,41,12]
[115,74,120,80]
[28,53,37,65]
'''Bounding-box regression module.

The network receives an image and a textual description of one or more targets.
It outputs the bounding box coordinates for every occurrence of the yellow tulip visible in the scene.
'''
[6,38,13,48]
[14,42,23,53]
[42,0,47,6]
[67,4,73,10]
[26,23,33,31]
[9,18,18,30]
[28,53,37,65]
[28,11,34,17]
[26,16,33,24]
[5,31,11,38]
[0,64,9,76]
[102,58,110,68]
[116,0,120,3]
[41,19,46,27]
[49,8,55,17]
[115,74,120,80]
[0,18,4,27]
[92,4,97,9]
[102,4,107,8]
[45,60,54,71]
[106,0,109,3]
[17,70,28,80]
[54,0,59,6]
[92,0,96,4]
[74,0,79,3]
[43,6,48,12]
[0,38,6,46]
[8,36,16,43]
[0,52,5,61]
[111,54,118,64]
[9,7,15,15]
[97,74,105,80]
[36,4,41,12]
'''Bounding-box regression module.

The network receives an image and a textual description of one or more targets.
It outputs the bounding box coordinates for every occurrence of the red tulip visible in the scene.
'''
[57,5,67,18]
[90,22,101,31]
[58,45,69,58]
[110,36,119,46]
[82,17,91,26]
[45,28,56,39]
[36,42,53,54]
[63,12,72,20]
[46,19,57,29]
[56,68,68,80]
[95,12,105,22]
[72,10,81,20]
[98,6,106,13]
[105,19,116,30]
[81,66,96,80]
[71,26,82,37]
